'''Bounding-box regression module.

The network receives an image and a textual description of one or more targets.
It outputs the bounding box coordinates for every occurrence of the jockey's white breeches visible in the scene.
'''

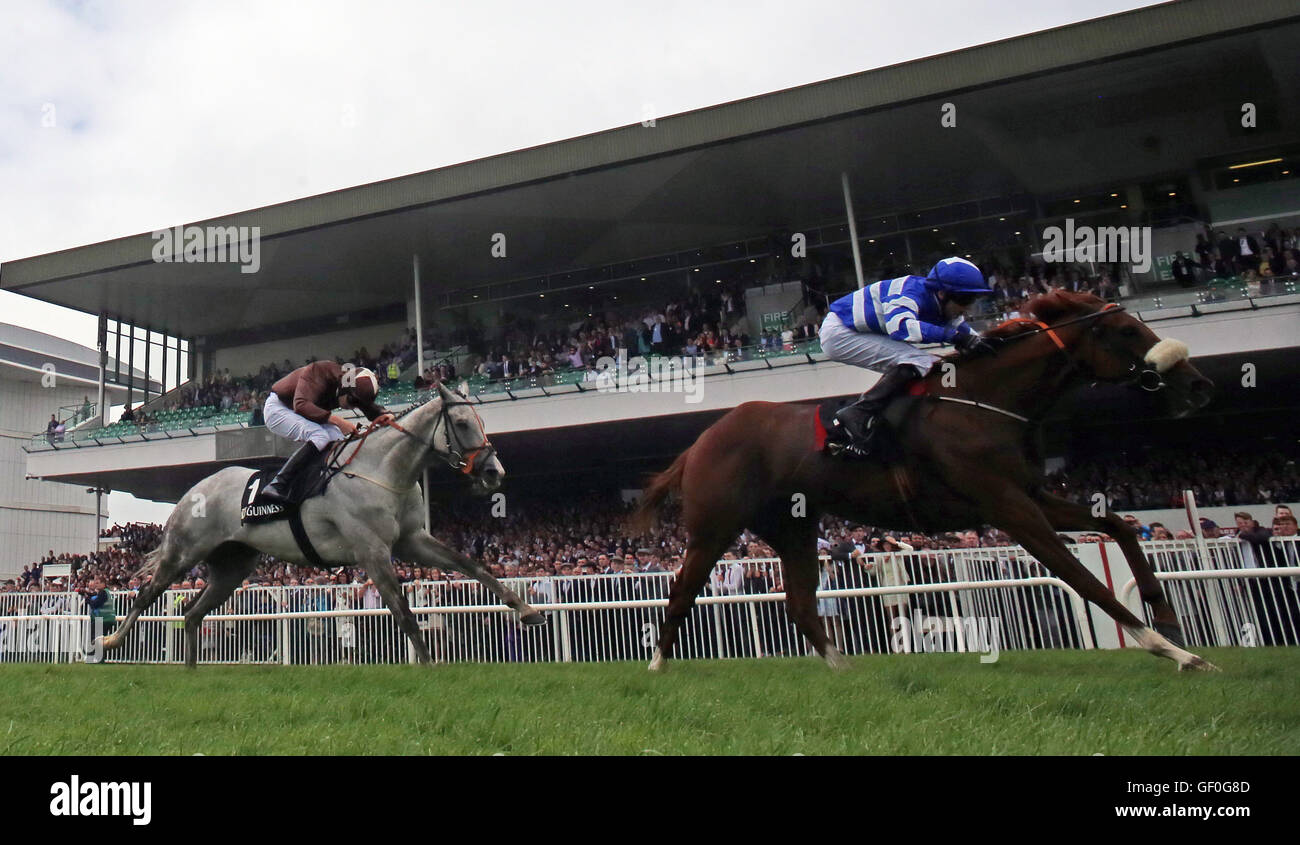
[263,392,344,451]
[819,314,938,375]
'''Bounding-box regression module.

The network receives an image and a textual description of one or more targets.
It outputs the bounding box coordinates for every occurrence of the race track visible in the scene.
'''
[3,648,1298,755]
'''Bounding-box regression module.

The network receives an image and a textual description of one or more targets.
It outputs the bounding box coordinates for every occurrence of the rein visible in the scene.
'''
[319,396,496,493]
[929,302,1166,424]
[991,302,1122,351]
[385,397,496,475]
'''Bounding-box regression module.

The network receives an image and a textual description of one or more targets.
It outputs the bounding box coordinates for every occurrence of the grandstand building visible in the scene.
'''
[0,324,155,578]
[2,0,1298,528]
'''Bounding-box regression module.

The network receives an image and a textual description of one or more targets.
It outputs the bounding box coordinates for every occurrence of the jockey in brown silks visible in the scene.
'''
[260,361,395,505]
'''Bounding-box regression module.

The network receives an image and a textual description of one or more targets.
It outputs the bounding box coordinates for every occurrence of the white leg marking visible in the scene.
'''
[1126,626,1218,672]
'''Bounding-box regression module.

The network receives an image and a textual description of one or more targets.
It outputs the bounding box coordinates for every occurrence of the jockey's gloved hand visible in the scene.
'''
[954,331,997,356]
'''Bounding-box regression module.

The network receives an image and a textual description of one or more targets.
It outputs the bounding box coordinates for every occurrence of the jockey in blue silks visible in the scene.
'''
[819,256,997,456]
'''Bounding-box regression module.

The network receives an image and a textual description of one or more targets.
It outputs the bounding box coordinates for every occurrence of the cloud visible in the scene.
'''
[2,0,1162,261]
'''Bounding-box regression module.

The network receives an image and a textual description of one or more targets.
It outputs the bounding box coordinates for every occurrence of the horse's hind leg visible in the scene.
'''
[103,533,196,652]
[362,553,433,666]
[758,512,845,669]
[181,544,259,669]
[650,530,736,672]
[1034,492,1185,645]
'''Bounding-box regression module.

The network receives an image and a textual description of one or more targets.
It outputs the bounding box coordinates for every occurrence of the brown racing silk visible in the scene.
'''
[271,361,386,423]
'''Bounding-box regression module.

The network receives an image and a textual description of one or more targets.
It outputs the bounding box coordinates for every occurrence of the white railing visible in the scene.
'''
[1123,535,1300,648]
[2,539,1296,665]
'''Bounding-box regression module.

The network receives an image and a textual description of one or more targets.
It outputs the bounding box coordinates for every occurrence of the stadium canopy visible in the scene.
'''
[0,323,157,393]
[3,0,1299,343]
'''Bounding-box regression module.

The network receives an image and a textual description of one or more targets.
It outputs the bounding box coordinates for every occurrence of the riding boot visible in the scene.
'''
[260,442,321,505]
[832,363,924,453]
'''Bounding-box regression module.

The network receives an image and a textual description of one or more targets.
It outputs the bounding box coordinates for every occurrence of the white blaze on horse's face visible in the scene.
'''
[1143,338,1190,373]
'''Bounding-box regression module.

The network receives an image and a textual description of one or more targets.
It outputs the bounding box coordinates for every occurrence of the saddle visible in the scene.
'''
[240,446,341,569]
[240,447,334,525]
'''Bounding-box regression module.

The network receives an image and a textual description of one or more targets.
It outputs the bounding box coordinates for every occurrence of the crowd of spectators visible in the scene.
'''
[1050,446,1299,511]
[467,281,821,385]
[1175,223,1300,287]
[108,327,431,429]
[973,263,1120,325]
[7,453,1295,596]
[3,495,1021,597]
[8,523,165,595]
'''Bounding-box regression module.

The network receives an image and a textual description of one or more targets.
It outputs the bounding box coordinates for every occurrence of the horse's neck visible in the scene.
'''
[344,398,442,490]
[943,341,1080,420]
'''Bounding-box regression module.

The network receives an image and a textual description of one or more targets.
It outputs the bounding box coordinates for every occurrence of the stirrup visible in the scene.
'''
[828,423,877,459]
[828,441,871,459]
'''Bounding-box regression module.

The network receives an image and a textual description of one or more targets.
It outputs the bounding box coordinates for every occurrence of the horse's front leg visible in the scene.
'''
[395,531,545,626]
[1033,492,1186,646]
[988,489,1215,671]
[355,544,434,666]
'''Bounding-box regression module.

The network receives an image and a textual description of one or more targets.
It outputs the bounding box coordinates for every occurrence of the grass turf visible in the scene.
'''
[2,648,1297,755]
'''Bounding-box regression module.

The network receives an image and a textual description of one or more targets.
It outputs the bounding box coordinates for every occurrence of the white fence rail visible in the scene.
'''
[2,539,1296,665]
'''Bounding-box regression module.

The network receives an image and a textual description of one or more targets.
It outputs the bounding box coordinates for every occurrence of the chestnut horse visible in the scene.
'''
[632,292,1218,672]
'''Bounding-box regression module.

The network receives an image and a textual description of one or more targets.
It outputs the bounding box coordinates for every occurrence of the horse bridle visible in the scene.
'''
[384,397,497,476]
[994,303,1169,393]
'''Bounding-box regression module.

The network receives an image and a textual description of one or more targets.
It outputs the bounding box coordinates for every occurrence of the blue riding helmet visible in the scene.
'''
[925,257,993,295]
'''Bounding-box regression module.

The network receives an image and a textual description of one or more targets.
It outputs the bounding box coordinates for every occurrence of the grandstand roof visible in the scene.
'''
[0,322,155,392]
[3,0,1298,341]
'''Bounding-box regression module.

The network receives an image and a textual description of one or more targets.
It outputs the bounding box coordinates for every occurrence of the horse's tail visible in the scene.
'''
[135,544,166,580]
[630,448,689,534]
[135,507,181,579]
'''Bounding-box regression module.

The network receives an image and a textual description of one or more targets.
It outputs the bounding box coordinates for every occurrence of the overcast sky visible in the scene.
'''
[1,0,1163,523]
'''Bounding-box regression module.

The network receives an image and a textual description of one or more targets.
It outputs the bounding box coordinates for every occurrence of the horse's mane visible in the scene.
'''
[982,290,1108,341]
[393,392,439,422]
[938,290,1109,364]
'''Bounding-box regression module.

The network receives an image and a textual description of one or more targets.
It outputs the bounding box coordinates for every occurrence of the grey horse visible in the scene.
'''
[101,382,543,667]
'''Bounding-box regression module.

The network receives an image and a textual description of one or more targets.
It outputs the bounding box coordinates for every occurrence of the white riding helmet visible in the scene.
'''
[340,365,379,403]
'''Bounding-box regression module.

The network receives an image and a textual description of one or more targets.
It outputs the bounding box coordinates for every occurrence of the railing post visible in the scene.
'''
[164,590,173,664]
[1068,589,1095,649]
[558,610,572,663]
[280,617,291,665]
[712,602,727,659]
[947,590,966,653]
[1195,542,1233,646]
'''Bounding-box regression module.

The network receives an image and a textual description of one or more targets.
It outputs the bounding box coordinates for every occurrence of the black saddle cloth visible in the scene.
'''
[240,448,334,524]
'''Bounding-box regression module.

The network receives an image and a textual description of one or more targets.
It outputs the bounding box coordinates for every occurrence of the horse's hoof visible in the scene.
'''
[823,648,851,671]
[1154,621,1186,649]
[520,611,546,627]
[1179,655,1219,672]
[648,652,666,672]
